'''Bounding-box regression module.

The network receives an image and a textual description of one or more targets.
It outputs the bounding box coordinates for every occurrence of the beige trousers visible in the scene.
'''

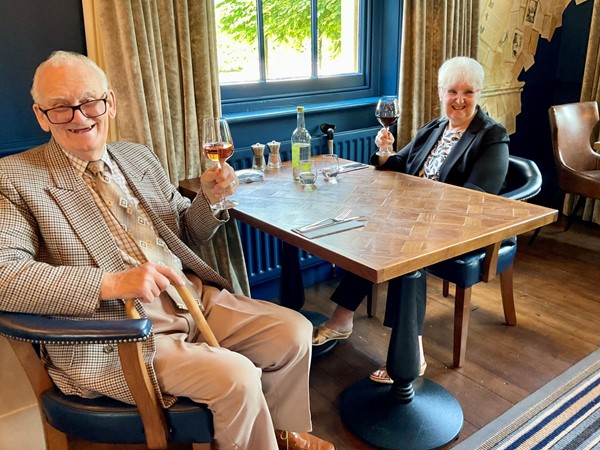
[145,278,313,450]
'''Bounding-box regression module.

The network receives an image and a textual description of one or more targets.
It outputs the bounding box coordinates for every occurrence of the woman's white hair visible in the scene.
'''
[30,51,110,103]
[437,56,484,91]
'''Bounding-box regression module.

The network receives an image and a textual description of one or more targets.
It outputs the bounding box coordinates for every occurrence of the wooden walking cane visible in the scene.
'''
[125,284,220,347]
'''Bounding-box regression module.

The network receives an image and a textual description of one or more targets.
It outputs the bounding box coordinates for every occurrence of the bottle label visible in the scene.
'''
[292,143,301,179]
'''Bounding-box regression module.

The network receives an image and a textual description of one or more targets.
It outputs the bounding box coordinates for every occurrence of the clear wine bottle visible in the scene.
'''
[291,106,311,180]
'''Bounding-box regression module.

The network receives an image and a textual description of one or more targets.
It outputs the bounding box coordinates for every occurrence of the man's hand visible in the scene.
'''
[100,262,185,303]
[200,162,239,206]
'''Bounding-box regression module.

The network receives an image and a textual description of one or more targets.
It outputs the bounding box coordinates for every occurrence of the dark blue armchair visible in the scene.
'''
[0,312,213,449]
[426,155,542,367]
[366,156,542,368]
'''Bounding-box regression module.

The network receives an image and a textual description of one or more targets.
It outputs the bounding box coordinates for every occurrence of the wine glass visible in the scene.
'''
[320,154,340,183]
[375,96,400,157]
[202,117,238,211]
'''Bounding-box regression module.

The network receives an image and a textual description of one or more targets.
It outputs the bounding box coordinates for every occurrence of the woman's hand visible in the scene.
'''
[374,128,395,164]
[375,128,395,150]
[200,162,239,206]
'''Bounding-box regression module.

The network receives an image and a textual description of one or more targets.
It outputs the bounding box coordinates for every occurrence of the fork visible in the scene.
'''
[298,208,352,232]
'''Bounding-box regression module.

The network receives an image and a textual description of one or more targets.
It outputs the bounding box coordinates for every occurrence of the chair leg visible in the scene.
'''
[565,196,586,231]
[443,280,450,297]
[499,263,517,326]
[528,227,541,245]
[44,422,68,450]
[453,286,472,368]
[366,283,384,318]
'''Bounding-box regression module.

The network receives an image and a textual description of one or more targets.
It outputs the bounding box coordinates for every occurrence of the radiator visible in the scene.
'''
[232,127,379,298]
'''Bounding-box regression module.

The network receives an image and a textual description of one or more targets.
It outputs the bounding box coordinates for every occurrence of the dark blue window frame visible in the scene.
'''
[220,0,402,115]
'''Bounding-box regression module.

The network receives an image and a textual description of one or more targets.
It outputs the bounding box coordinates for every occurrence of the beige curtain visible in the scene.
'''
[577,0,600,225]
[397,0,479,146]
[82,0,250,295]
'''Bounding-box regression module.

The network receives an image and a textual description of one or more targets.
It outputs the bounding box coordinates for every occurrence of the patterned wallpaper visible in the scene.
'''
[477,0,590,134]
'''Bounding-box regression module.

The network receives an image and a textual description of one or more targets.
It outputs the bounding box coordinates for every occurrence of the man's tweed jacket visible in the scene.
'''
[0,138,233,407]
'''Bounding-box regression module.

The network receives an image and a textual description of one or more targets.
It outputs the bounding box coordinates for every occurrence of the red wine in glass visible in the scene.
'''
[376,116,399,128]
[375,96,400,157]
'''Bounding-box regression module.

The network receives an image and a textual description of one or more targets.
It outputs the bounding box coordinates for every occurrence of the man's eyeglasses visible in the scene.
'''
[38,96,108,124]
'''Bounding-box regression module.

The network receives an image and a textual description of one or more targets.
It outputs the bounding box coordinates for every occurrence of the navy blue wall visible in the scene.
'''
[509,0,594,209]
[0,0,86,157]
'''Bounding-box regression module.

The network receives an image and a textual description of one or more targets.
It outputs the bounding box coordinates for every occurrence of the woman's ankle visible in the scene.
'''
[322,320,352,333]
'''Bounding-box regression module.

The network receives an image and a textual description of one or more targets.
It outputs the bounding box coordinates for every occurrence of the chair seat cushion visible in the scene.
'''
[41,386,213,444]
[427,237,517,289]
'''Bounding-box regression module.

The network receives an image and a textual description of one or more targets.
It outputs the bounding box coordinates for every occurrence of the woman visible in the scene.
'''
[312,56,509,383]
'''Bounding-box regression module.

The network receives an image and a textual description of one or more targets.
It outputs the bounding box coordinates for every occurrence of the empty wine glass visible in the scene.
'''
[375,96,400,157]
[202,117,238,211]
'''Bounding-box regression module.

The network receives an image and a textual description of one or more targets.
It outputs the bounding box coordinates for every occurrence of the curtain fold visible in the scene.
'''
[82,0,250,296]
[397,0,479,146]
[577,0,600,225]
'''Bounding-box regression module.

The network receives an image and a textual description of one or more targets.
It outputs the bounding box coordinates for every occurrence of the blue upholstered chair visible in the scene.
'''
[366,155,542,368]
[0,312,213,450]
[427,155,542,367]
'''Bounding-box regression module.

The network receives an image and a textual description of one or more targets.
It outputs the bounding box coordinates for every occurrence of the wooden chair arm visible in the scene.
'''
[118,341,168,449]
[0,311,169,449]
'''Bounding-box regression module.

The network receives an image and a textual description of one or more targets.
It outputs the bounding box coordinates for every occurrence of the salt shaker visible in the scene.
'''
[267,140,282,169]
[251,143,266,171]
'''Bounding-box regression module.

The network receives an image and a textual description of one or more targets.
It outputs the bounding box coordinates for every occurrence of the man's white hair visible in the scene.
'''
[30,50,110,103]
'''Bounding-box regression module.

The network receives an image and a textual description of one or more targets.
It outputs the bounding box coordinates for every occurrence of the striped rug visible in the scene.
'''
[455,348,600,450]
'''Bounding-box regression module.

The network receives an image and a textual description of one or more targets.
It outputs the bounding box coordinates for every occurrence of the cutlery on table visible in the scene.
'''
[297,209,352,232]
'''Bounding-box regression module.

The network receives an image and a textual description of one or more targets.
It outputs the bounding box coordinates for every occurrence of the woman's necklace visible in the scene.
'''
[446,124,467,134]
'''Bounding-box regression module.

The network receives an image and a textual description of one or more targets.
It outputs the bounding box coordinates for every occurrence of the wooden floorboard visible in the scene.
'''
[305,217,600,449]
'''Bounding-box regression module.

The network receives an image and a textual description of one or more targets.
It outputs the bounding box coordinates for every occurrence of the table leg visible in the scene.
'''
[279,242,305,310]
[279,242,337,357]
[341,270,463,450]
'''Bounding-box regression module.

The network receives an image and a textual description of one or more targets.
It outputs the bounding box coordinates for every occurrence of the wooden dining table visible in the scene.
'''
[180,157,558,450]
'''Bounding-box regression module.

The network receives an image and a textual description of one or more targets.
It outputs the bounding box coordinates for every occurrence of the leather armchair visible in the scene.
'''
[426,155,542,367]
[0,312,212,449]
[548,101,600,230]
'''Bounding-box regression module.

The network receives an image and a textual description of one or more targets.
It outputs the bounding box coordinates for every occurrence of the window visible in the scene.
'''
[216,0,360,84]
[214,0,395,114]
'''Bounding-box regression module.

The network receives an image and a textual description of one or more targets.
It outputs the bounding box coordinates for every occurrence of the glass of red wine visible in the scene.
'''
[202,117,238,211]
[375,96,400,157]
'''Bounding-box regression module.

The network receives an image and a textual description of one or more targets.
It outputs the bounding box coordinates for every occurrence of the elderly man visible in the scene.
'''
[0,50,334,450]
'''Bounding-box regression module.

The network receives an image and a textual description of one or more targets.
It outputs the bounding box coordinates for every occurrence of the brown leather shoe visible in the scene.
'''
[275,430,335,450]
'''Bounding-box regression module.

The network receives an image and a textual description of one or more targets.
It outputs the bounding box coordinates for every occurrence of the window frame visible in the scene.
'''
[219,0,400,115]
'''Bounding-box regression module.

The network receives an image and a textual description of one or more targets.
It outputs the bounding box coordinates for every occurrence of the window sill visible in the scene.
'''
[224,97,380,124]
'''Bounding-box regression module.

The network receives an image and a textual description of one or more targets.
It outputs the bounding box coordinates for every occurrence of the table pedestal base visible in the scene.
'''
[341,377,463,450]
[342,271,462,450]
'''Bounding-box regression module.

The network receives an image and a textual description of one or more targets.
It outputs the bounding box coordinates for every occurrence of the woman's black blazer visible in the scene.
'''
[371,106,510,194]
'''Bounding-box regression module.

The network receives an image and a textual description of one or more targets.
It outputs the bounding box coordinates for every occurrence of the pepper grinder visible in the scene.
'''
[267,140,282,169]
[251,143,266,171]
